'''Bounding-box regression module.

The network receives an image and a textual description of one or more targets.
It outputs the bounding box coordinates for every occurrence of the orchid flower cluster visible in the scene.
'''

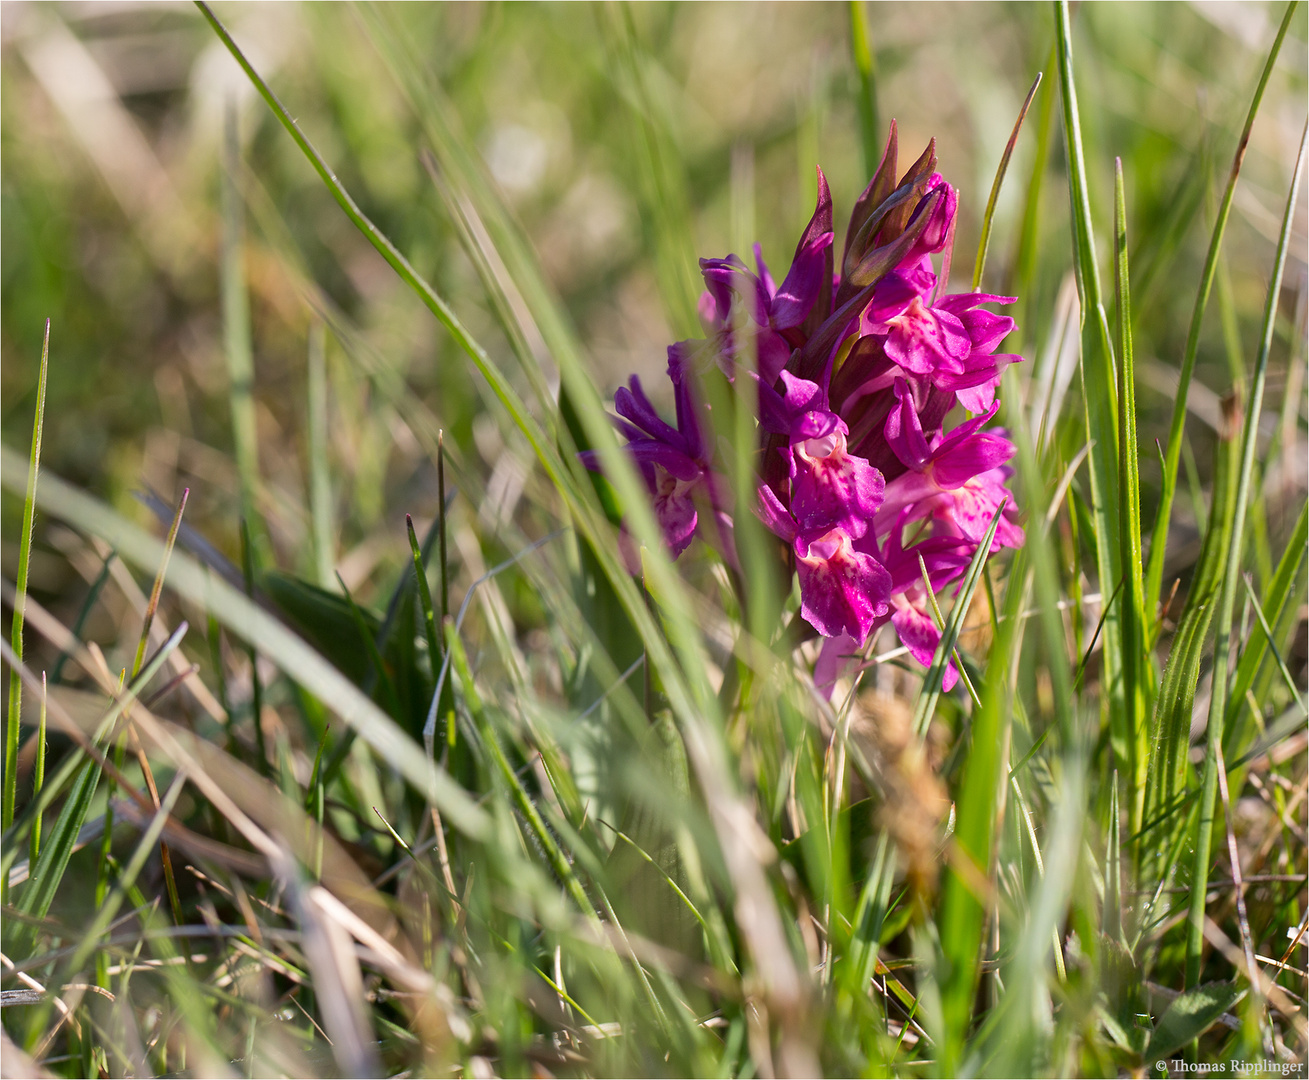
[588,125,1025,693]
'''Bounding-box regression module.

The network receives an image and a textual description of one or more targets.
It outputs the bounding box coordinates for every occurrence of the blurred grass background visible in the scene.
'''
[1,2,1306,1077]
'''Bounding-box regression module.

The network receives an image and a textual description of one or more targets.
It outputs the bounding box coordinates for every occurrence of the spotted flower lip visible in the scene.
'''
[589,125,1027,689]
[761,481,891,643]
[787,411,885,540]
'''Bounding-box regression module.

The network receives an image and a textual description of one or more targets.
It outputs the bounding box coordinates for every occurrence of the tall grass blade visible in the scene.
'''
[28,673,46,865]
[934,504,1030,1070]
[132,488,188,680]
[193,22,769,992]
[604,6,702,337]
[911,503,1007,740]
[1224,502,1307,746]
[1144,0,1298,622]
[307,321,334,588]
[64,768,188,979]
[1142,393,1240,864]
[848,0,880,178]
[972,72,1042,291]
[4,319,50,846]
[406,515,442,679]
[1104,772,1122,944]
[1185,121,1306,987]
[222,98,262,542]
[1113,158,1148,837]
[240,517,268,776]
[49,546,113,686]
[1239,575,1305,714]
[1055,0,1125,784]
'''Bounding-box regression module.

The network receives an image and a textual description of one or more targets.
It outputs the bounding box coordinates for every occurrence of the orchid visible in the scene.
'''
[587,121,1026,692]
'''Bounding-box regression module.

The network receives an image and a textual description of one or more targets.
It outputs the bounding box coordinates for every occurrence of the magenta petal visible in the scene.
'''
[883,302,970,376]
[795,527,890,641]
[891,603,958,691]
[884,378,933,470]
[771,168,835,330]
[615,378,685,451]
[698,289,724,330]
[932,431,1016,489]
[957,307,1016,355]
[653,477,698,557]
[756,483,797,543]
[935,291,1016,316]
[953,380,996,414]
[625,441,703,482]
[815,633,861,699]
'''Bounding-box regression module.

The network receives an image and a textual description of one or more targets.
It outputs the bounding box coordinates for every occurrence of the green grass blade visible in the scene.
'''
[8,622,185,939]
[1113,158,1148,838]
[240,517,268,776]
[222,99,263,548]
[444,623,591,916]
[934,503,1032,1071]
[4,319,50,844]
[848,0,880,178]
[1144,0,1297,622]
[29,673,46,865]
[1239,574,1305,714]
[604,6,702,337]
[192,4,705,724]
[1185,122,1306,987]
[1224,502,1308,742]
[406,515,442,682]
[11,758,102,936]
[307,321,334,589]
[1142,404,1240,866]
[1055,0,1126,790]
[1104,771,1122,943]
[972,72,1042,292]
[65,768,188,979]
[1007,41,1056,341]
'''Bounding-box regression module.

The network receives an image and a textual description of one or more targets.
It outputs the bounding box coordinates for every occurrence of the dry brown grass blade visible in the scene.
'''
[276,851,380,1079]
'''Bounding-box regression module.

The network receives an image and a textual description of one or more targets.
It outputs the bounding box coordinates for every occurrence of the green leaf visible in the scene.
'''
[262,570,379,687]
[1145,982,1244,1060]
[10,758,100,930]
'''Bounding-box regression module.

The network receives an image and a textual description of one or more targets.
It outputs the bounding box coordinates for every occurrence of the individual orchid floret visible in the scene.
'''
[582,372,723,558]
[787,410,885,540]
[754,369,887,539]
[878,378,1024,551]
[859,270,1020,412]
[759,485,891,643]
